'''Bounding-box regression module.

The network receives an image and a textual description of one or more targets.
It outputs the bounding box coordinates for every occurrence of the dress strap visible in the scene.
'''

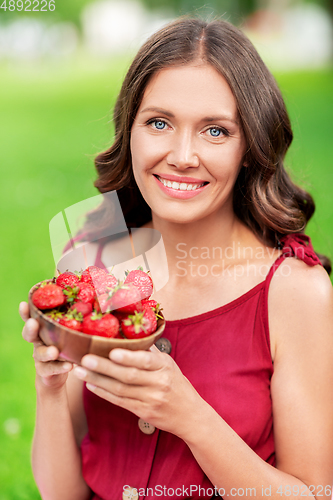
[94,241,108,271]
[278,233,322,266]
[265,233,322,288]
[261,233,322,356]
[62,232,108,271]
[62,231,89,254]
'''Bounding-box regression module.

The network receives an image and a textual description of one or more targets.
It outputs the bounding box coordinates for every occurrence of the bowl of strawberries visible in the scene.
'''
[28,265,165,364]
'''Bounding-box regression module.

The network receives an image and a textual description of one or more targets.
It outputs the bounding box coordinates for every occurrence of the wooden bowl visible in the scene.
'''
[28,281,166,364]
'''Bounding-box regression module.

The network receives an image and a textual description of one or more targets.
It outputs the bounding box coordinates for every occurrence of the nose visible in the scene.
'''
[166,130,200,169]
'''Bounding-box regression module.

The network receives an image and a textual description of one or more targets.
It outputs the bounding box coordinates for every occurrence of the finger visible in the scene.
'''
[81,354,153,386]
[73,365,145,401]
[85,382,143,415]
[19,302,30,322]
[34,344,60,363]
[149,344,160,353]
[108,348,163,371]
[22,318,40,343]
[36,360,73,377]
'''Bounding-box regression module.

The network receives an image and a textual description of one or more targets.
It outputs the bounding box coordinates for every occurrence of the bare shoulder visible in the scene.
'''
[268,257,333,361]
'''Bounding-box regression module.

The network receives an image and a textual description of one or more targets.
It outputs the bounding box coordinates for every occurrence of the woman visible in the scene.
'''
[20,16,333,500]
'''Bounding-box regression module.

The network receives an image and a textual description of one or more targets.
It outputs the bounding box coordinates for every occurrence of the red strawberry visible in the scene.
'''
[112,310,129,322]
[59,311,83,332]
[121,308,157,339]
[94,293,112,314]
[93,297,101,313]
[56,271,80,289]
[69,301,93,317]
[76,283,96,304]
[124,267,153,300]
[45,309,64,322]
[142,299,157,309]
[82,312,119,338]
[114,330,124,339]
[32,284,66,310]
[109,282,143,314]
[63,283,95,305]
[94,274,117,295]
[142,299,163,319]
[81,266,107,286]
[62,285,79,303]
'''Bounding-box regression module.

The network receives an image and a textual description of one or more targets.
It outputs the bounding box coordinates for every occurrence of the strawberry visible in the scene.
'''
[76,283,96,304]
[93,297,101,313]
[112,310,129,322]
[69,301,93,317]
[94,293,112,314]
[142,299,163,320]
[58,310,83,332]
[108,282,143,314]
[62,285,79,303]
[56,271,80,289]
[114,330,124,339]
[45,309,64,322]
[124,267,153,300]
[63,283,95,305]
[80,266,107,287]
[142,298,158,309]
[94,273,117,295]
[121,308,157,339]
[32,284,66,310]
[82,312,119,338]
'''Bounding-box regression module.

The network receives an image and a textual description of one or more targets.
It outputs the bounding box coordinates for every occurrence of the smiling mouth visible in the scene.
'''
[154,175,209,191]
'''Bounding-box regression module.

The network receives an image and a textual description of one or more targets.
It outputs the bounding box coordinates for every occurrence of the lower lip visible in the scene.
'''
[153,176,209,199]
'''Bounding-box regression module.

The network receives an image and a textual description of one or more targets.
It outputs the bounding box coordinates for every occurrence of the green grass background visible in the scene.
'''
[0,58,332,499]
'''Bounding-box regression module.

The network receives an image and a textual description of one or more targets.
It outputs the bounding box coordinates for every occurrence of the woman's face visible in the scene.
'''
[130,63,247,225]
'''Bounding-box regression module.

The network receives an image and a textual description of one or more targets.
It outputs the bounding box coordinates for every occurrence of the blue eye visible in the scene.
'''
[153,120,166,130]
[209,127,222,137]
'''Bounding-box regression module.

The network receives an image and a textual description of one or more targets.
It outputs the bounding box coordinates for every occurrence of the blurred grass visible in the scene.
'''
[0,58,332,499]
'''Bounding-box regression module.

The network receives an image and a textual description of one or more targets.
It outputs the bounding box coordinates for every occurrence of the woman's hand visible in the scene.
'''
[19,302,73,391]
[73,346,204,439]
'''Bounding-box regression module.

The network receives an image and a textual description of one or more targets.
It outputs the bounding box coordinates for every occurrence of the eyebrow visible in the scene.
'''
[140,106,238,124]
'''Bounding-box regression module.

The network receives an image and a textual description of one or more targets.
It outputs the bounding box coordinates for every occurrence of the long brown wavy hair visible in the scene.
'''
[81,16,331,274]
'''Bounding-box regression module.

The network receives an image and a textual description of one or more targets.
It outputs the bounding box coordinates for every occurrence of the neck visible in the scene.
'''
[150,208,247,285]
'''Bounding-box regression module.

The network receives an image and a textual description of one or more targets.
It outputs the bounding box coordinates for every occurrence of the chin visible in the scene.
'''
[152,206,208,225]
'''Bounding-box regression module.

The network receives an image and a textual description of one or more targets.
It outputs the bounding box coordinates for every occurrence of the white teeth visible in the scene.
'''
[157,175,205,191]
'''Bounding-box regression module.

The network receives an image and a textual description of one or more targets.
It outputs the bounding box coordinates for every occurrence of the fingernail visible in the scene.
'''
[26,319,34,331]
[63,363,72,371]
[81,356,97,369]
[74,366,87,379]
[86,383,96,391]
[47,347,56,359]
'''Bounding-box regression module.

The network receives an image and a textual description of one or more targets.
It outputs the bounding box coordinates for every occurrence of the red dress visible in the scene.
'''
[80,234,322,500]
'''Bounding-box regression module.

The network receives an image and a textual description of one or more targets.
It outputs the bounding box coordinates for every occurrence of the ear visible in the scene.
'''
[243,160,249,168]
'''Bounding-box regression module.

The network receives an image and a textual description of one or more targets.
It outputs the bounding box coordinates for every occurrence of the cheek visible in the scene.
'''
[131,130,165,174]
[205,148,243,180]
